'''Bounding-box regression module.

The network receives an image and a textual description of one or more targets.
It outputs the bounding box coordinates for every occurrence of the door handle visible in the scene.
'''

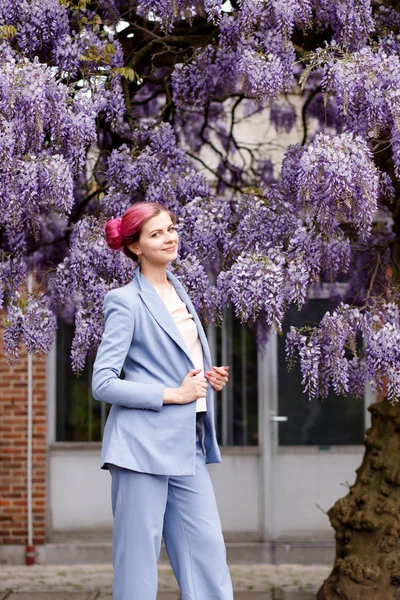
[270,416,288,422]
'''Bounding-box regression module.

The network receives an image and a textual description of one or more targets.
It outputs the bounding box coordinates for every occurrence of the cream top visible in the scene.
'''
[154,283,207,413]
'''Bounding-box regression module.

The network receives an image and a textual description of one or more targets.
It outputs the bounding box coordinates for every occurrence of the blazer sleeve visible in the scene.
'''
[91,290,164,411]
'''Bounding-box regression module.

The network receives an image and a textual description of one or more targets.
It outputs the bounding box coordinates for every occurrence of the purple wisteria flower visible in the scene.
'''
[172,46,218,109]
[373,5,400,32]
[286,301,400,403]
[3,292,57,364]
[312,0,374,51]
[102,123,212,217]
[177,196,232,269]
[0,254,27,309]
[0,0,70,60]
[238,47,288,102]
[136,0,222,33]
[296,132,379,238]
[322,46,400,141]
[216,246,287,328]
[287,225,351,285]
[265,0,312,37]
[231,190,300,259]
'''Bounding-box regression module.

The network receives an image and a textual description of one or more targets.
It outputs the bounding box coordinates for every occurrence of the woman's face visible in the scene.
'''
[128,211,179,266]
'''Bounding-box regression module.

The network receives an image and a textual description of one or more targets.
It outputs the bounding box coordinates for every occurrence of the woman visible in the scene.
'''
[92,201,234,600]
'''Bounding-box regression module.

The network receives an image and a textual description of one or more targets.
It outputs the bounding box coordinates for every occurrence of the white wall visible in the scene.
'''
[49,446,112,532]
[48,445,261,537]
[49,443,364,540]
[276,447,364,537]
[208,448,261,538]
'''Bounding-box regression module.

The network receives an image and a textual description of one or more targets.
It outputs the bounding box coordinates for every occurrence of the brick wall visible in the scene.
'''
[0,309,47,546]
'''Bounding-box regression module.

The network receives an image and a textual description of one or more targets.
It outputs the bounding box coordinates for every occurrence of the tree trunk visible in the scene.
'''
[317,401,400,600]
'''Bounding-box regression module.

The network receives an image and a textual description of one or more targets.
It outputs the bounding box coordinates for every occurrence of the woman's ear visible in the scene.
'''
[128,243,139,255]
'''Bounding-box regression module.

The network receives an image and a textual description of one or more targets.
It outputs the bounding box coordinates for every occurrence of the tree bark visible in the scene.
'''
[317,401,400,599]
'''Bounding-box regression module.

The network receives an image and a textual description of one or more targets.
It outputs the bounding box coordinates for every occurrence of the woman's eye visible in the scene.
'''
[152,227,176,237]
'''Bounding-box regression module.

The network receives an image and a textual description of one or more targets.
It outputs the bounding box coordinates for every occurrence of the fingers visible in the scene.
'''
[193,372,207,384]
[211,365,229,375]
[209,381,223,391]
[205,366,229,381]
[204,365,229,393]
[195,380,208,390]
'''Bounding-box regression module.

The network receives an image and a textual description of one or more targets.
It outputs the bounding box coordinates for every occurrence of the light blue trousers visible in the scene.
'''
[108,416,234,600]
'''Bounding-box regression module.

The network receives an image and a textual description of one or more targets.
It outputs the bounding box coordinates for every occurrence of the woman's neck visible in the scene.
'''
[139,263,170,287]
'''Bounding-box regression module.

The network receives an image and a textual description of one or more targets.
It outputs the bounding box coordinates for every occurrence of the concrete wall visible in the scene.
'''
[276,447,364,537]
[48,445,261,538]
[48,443,365,541]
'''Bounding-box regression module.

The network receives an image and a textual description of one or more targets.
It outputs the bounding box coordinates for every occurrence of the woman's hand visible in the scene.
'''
[165,366,230,405]
[175,368,208,404]
[204,365,229,392]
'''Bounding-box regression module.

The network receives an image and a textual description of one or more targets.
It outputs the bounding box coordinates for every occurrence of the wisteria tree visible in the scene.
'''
[3,0,400,597]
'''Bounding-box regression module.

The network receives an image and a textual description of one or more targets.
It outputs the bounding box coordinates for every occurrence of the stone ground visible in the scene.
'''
[0,563,331,599]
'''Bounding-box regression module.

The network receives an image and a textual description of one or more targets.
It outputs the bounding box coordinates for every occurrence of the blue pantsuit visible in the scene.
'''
[92,266,234,598]
[109,416,234,600]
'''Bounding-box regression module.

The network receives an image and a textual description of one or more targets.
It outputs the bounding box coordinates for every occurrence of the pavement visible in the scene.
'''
[0,563,332,599]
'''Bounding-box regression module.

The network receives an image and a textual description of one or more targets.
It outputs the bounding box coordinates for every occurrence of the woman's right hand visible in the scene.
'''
[176,368,207,404]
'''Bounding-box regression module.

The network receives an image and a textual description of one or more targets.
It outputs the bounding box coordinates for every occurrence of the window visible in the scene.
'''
[277,299,365,446]
[56,318,110,442]
[213,304,259,446]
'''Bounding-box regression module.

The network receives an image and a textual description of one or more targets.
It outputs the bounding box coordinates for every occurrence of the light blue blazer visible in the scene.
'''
[91,264,222,476]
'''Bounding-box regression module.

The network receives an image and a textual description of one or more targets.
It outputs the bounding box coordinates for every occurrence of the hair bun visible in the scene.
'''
[105,216,123,251]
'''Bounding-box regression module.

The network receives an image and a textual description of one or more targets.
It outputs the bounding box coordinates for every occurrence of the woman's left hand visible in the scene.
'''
[204,365,230,392]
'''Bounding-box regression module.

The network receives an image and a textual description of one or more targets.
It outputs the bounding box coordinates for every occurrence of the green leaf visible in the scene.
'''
[0,25,17,39]
[113,67,139,82]
[90,15,102,25]
[104,43,115,55]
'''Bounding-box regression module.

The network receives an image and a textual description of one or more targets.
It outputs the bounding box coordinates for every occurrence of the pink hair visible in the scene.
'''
[105,202,176,263]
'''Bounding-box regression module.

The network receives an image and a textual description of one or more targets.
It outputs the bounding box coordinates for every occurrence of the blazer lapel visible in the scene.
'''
[167,270,213,370]
[131,266,212,370]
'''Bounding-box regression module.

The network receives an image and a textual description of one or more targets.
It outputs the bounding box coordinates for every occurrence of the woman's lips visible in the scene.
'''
[163,245,177,252]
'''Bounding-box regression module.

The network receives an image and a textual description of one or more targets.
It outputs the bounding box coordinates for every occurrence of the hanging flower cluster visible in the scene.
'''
[286,302,400,404]
[322,47,400,139]
[296,132,379,238]
[313,0,374,51]
[216,246,287,328]
[102,122,212,216]
[3,292,57,364]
